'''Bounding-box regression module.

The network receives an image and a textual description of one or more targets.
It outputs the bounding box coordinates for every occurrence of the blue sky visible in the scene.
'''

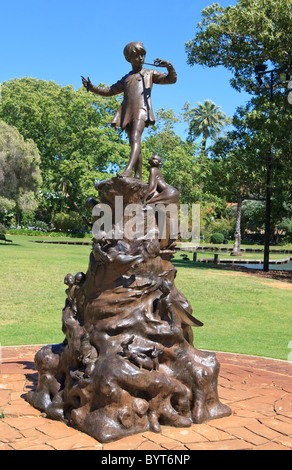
[0,0,251,138]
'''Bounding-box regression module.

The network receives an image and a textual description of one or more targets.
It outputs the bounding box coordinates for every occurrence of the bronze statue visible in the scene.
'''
[27,172,231,442]
[144,154,179,205]
[82,41,177,179]
[121,335,162,371]
[157,279,203,333]
[144,154,180,250]
[27,44,231,443]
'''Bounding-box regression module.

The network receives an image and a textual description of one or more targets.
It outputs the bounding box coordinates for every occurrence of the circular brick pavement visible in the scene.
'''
[0,345,291,450]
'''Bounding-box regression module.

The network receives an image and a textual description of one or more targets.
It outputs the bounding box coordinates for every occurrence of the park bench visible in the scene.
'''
[0,233,12,243]
[192,252,220,264]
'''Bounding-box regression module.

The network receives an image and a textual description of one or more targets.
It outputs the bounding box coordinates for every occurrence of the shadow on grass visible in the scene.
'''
[172,258,292,282]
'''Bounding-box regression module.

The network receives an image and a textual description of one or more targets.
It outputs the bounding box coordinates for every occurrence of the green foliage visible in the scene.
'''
[0,196,16,226]
[0,120,41,225]
[53,212,87,235]
[0,223,7,235]
[211,94,292,243]
[8,228,46,236]
[0,80,232,231]
[240,199,265,233]
[0,78,129,218]
[210,232,225,244]
[7,227,91,237]
[207,216,236,240]
[277,217,292,243]
[144,106,227,217]
[211,102,271,201]
[33,220,50,232]
[144,108,200,203]
[182,100,230,155]
[185,0,292,93]
[185,0,292,249]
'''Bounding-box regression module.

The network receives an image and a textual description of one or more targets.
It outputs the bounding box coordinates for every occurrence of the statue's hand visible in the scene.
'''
[93,243,109,264]
[154,59,172,68]
[81,76,93,91]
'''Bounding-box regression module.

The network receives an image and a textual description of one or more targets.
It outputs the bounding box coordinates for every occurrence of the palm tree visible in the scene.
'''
[183,100,229,161]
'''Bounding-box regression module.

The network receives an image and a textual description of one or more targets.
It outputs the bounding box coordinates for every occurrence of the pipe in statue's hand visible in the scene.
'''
[154,58,172,68]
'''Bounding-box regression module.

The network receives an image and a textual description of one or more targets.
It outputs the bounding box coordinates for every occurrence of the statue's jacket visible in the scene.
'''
[91,67,177,130]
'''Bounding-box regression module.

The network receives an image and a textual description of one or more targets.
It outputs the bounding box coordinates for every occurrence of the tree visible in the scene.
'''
[144,106,228,234]
[182,100,230,159]
[185,0,292,93]
[240,200,266,234]
[0,78,129,221]
[144,107,203,205]
[0,196,16,226]
[210,96,292,251]
[186,0,292,257]
[0,120,41,225]
[210,102,265,254]
[277,214,292,243]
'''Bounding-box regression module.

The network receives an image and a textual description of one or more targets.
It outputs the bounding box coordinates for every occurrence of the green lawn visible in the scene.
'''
[0,236,291,360]
[0,235,90,346]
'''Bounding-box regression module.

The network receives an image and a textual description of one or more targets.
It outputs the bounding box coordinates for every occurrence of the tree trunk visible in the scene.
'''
[231,188,243,256]
[201,129,207,163]
[199,130,207,191]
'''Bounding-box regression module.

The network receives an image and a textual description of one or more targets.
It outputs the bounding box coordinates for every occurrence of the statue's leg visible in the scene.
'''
[122,120,145,178]
[134,152,143,179]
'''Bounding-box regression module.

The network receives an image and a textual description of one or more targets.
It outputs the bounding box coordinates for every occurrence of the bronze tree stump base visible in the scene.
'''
[27,177,231,443]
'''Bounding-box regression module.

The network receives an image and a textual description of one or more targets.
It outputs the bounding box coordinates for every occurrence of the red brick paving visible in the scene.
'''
[0,345,292,450]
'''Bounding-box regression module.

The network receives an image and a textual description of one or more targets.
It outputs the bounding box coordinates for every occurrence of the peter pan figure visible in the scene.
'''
[82,41,177,179]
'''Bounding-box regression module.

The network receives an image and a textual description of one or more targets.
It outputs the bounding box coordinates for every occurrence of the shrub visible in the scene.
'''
[53,212,87,236]
[33,220,49,232]
[207,216,236,240]
[200,230,211,243]
[7,227,91,238]
[210,232,225,244]
[0,223,7,235]
[277,218,292,243]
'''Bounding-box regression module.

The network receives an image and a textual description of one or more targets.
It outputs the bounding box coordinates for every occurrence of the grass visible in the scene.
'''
[0,235,90,346]
[172,254,292,360]
[0,236,291,361]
